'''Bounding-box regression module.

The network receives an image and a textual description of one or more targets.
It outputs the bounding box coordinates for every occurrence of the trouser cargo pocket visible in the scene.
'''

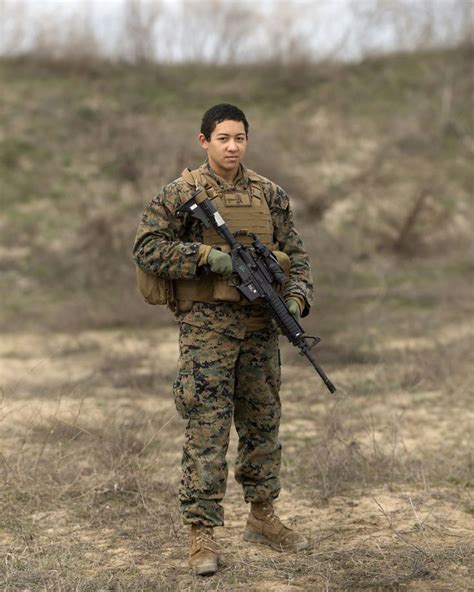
[173,361,196,419]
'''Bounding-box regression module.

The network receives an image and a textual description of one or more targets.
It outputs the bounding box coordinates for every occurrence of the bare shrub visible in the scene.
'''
[178,0,259,64]
[258,1,317,65]
[397,336,474,396]
[30,5,102,64]
[3,406,176,510]
[375,183,455,256]
[301,404,416,500]
[121,0,163,63]
[0,0,29,56]
[351,0,474,56]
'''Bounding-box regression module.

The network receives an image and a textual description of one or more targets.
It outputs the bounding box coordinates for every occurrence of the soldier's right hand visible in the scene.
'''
[207,249,233,278]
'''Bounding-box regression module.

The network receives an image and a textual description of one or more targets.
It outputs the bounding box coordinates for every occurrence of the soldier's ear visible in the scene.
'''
[198,133,209,150]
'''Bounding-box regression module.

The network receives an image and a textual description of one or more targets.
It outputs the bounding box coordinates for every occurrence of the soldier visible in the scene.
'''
[133,104,313,576]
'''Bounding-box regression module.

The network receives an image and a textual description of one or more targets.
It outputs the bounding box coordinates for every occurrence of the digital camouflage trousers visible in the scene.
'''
[173,322,282,527]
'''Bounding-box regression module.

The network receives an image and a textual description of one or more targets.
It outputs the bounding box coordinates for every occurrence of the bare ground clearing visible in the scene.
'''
[0,326,472,591]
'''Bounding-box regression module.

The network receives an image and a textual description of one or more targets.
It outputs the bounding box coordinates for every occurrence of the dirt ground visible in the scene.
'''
[0,318,472,591]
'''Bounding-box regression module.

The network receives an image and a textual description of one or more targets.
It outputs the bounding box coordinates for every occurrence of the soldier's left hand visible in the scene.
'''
[207,248,233,278]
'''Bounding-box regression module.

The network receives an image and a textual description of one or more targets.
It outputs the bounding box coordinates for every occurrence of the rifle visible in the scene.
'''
[177,190,336,394]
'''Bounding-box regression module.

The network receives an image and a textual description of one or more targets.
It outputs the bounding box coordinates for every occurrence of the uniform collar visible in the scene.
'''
[199,160,250,191]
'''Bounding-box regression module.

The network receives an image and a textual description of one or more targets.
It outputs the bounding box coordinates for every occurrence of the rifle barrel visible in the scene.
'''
[299,342,337,394]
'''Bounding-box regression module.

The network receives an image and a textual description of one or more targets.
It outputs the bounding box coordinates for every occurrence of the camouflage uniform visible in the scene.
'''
[133,162,313,527]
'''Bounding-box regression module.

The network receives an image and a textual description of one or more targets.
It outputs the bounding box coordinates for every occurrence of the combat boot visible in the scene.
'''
[243,502,309,552]
[188,524,218,575]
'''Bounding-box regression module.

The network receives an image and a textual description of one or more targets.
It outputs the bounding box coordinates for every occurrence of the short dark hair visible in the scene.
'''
[200,103,249,141]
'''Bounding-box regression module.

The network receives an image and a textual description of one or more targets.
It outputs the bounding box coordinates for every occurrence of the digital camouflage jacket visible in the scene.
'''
[133,162,313,339]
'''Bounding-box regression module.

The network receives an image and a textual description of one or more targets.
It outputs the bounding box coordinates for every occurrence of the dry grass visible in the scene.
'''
[1,268,473,590]
[1,242,473,589]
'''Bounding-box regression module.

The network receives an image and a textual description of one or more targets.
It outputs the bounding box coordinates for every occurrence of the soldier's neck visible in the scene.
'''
[208,162,239,184]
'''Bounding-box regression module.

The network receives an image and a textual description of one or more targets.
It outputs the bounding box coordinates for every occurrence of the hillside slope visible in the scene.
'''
[0,47,472,330]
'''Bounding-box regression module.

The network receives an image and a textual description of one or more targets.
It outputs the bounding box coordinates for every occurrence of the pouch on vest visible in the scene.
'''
[213,277,241,303]
[136,265,170,306]
[272,250,291,278]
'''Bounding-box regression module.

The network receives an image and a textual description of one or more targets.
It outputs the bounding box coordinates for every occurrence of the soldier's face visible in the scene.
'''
[199,120,247,178]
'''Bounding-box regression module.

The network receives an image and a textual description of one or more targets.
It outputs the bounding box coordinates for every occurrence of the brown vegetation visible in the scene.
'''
[1,297,472,589]
[0,36,473,590]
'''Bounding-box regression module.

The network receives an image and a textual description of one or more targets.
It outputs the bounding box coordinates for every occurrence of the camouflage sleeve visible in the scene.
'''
[268,184,314,316]
[132,181,202,280]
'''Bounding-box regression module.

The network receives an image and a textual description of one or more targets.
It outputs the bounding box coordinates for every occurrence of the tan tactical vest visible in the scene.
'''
[136,167,290,311]
[173,167,280,309]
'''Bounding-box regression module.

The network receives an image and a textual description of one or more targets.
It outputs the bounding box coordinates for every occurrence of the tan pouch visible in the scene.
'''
[136,265,169,305]
[272,250,291,277]
[212,277,241,303]
[210,245,241,303]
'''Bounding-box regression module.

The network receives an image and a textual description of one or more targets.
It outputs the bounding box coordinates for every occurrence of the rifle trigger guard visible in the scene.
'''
[298,335,321,356]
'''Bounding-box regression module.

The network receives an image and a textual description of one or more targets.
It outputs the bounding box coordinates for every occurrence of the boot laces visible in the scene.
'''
[257,504,282,526]
[256,504,293,537]
[263,505,277,521]
[194,528,215,552]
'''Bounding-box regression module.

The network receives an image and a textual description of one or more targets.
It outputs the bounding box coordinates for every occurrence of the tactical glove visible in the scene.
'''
[207,248,233,278]
[286,298,301,319]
